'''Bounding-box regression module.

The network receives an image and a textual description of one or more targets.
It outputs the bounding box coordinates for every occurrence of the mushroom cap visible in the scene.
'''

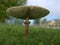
[6,6,50,19]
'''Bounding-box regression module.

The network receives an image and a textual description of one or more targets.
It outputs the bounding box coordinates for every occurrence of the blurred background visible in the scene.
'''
[0,0,60,28]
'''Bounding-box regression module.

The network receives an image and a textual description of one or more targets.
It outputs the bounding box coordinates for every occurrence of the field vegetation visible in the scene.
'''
[0,24,60,45]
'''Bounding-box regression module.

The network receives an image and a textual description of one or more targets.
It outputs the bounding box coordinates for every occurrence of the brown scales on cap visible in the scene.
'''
[6,6,49,19]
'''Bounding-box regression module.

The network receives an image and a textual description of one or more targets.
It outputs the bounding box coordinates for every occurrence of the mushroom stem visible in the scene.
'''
[24,17,30,37]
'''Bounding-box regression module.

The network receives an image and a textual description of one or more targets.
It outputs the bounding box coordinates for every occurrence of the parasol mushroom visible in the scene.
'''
[6,6,50,37]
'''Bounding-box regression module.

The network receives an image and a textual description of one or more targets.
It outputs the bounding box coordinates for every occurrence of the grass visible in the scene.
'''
[0,23,60,45]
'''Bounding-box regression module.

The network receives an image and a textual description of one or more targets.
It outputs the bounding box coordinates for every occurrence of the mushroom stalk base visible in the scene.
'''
[24,17,30,37]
